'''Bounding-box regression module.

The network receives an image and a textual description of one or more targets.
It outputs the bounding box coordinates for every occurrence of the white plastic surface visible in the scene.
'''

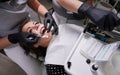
[64,33,120,75]
[4,44,46,75]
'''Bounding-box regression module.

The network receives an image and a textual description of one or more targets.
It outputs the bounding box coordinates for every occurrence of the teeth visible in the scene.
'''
[41,35,48,38]
[38,26,41,34]
[37,34,42,37]
[37,34,48,38]
[37,24,48,38]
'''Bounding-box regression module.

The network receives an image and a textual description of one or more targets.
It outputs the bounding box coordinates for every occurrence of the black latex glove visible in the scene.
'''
[44,12,58,35]
[78,3,120,31]
[8,32,39,45]
[0,0,10,2]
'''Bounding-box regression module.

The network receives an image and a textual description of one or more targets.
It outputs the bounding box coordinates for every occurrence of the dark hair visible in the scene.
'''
[0,0,10,2]
[18,18,30,32]
[19,20,47,59]
[19,42,47,59]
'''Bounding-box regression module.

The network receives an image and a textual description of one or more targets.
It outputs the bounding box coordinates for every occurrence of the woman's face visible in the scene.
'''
[22,21,53,47]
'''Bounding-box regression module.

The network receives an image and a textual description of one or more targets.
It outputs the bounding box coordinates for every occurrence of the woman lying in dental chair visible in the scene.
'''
[18,20,52,60]
[18,19,83,75]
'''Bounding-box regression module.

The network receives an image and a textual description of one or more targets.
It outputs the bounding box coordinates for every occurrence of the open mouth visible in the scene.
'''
[37,25,49,38]
[37,24,45,34]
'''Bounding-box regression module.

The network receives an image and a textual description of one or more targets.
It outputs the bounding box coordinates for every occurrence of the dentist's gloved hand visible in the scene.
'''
[8,32,39,45]
[44,12,58,35]
[78,3,120,31]
[0,0,10,2]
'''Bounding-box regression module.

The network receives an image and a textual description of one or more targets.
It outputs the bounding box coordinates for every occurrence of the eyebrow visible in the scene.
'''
[26,21,34,32]
[26,21,41,32]
[26,27,31,32]
[33,21,39,25]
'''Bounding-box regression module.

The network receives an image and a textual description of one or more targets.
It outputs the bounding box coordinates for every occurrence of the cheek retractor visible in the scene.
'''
[27,34,48,40]
[37,34,48,38]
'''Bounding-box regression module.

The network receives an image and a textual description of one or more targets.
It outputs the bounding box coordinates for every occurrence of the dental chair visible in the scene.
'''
[64,23,120,75]
[63,0,120,75]
[4,44,46,75]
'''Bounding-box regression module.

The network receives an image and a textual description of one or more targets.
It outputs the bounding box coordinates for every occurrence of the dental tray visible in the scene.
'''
[78,32,120,61]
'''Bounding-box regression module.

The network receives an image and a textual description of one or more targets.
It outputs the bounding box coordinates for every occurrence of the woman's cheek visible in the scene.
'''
[37,32,53,47]
[47,32,53,39]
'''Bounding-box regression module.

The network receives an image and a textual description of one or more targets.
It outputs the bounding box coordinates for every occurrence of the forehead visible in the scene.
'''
[22,21,34,32]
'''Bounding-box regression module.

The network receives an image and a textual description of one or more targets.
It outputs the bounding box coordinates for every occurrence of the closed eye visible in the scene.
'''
[33,21,39,25]
[28,28,32,33]
[35,22,39,25]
